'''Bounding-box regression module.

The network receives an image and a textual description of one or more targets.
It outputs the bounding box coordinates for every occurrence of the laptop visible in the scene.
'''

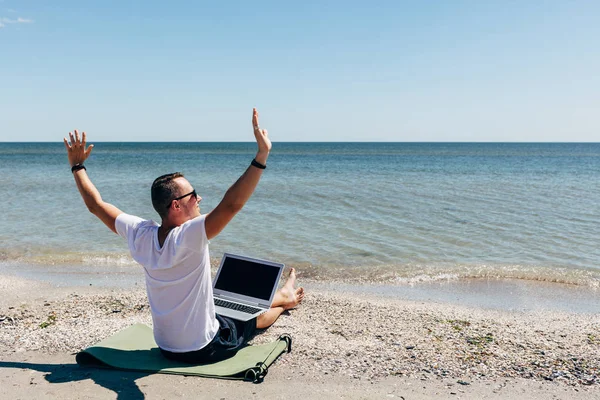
[213,253,285,321]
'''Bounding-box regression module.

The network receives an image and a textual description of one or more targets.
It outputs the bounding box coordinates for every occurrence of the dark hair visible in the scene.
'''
[151,172,184,219]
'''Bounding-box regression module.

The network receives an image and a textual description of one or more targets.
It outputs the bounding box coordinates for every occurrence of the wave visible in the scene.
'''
[0,249,139,267]
[292,262,600,289]
[2,249,599,289]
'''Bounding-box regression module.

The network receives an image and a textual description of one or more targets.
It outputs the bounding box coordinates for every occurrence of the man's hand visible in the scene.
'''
[205,109,272,239]
[62,130,123,234]
[252,108,271,164]
[63,129,94,167]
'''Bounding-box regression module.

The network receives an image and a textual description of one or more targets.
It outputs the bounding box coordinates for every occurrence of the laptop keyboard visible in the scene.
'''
[214,298,262,314]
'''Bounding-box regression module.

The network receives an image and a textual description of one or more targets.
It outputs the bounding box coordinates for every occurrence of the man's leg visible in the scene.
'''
[256,306,286,329]
[256,268,305,329]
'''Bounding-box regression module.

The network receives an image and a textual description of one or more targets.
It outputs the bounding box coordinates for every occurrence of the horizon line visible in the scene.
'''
[2,141,600,144]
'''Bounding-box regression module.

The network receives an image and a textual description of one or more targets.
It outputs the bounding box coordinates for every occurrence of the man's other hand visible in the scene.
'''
[63,129,94,167]
[252,108,271,162]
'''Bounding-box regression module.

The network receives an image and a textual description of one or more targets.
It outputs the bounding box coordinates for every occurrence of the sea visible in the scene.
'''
[1,142,599,313]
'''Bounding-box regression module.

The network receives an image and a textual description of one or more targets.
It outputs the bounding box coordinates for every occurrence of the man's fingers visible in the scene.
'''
[63,137,70,150]
[83,132,92,159]
[74,129,80,143]
[69,131,75,146]
[252,107,259,128]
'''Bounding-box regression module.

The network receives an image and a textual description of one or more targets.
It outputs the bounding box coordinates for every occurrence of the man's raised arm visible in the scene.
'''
[64,130,123,234]
[205,108,271,240]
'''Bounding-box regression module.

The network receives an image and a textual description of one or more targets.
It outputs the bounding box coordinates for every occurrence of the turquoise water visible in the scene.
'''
[1,142,600,290]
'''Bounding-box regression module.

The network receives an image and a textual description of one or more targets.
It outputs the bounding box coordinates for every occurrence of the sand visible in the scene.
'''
[1,274,599,399]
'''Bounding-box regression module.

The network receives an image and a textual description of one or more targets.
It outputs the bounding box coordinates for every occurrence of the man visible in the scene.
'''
[64,108,304,363]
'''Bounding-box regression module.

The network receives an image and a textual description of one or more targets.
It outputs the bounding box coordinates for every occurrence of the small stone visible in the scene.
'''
[457,380,470,385]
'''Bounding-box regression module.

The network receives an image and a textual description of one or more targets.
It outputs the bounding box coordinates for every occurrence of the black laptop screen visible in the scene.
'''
[214,257,281,301]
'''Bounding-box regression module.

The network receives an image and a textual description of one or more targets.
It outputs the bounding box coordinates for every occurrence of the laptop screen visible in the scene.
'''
[214,255,281,301]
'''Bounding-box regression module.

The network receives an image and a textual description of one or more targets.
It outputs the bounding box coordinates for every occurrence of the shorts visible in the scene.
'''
[159,314,257,364]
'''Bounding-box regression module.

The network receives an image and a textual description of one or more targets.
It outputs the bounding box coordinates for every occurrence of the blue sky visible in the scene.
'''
[1,1,598,142]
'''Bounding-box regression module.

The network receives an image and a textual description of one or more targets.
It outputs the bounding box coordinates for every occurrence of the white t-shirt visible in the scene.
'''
[115,213,220,352]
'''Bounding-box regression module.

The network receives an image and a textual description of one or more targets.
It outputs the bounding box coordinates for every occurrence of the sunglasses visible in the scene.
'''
[169,189,197,208]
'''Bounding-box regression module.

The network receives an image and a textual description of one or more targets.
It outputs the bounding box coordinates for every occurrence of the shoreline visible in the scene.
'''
[308,278,600,314]
[1,264,598,314]
[1,274,599,398]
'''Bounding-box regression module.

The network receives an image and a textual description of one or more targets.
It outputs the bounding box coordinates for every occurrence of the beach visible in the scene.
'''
[1,274,599,399]
[2,142,600,398]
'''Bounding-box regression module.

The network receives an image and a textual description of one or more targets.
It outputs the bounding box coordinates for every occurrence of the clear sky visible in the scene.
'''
[1,1,598,142]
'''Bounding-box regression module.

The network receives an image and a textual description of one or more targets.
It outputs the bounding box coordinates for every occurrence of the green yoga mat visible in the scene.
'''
[76,324,292,383]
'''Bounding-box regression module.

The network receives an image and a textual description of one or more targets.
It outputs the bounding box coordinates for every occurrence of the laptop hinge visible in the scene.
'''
[215,293,239,302]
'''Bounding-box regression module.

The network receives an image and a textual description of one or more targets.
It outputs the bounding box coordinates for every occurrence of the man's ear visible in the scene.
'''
[167,201,178,214]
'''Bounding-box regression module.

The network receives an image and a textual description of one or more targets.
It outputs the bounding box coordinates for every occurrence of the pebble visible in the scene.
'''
[0,288,598,387]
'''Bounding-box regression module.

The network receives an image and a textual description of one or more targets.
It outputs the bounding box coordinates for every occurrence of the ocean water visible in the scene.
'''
[1,142,600,294]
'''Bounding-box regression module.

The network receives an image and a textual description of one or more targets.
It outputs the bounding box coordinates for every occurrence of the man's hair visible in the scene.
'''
[151,172,184,219]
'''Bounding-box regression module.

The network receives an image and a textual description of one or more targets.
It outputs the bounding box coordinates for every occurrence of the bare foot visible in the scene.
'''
[280,268,304,310]
[284,267,297,291]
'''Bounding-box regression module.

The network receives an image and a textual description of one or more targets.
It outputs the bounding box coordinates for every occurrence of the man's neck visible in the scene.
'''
[160,215,185,230]
[157,218,182,246]
[157,223,174,247]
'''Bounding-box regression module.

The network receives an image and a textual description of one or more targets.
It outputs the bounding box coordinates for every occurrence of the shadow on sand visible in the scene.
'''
[0,360,151,399]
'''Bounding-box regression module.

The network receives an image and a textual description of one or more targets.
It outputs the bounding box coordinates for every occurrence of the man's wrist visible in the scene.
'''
[254,151,269,165]
[251,159,266,169]
[71,163,86,173]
